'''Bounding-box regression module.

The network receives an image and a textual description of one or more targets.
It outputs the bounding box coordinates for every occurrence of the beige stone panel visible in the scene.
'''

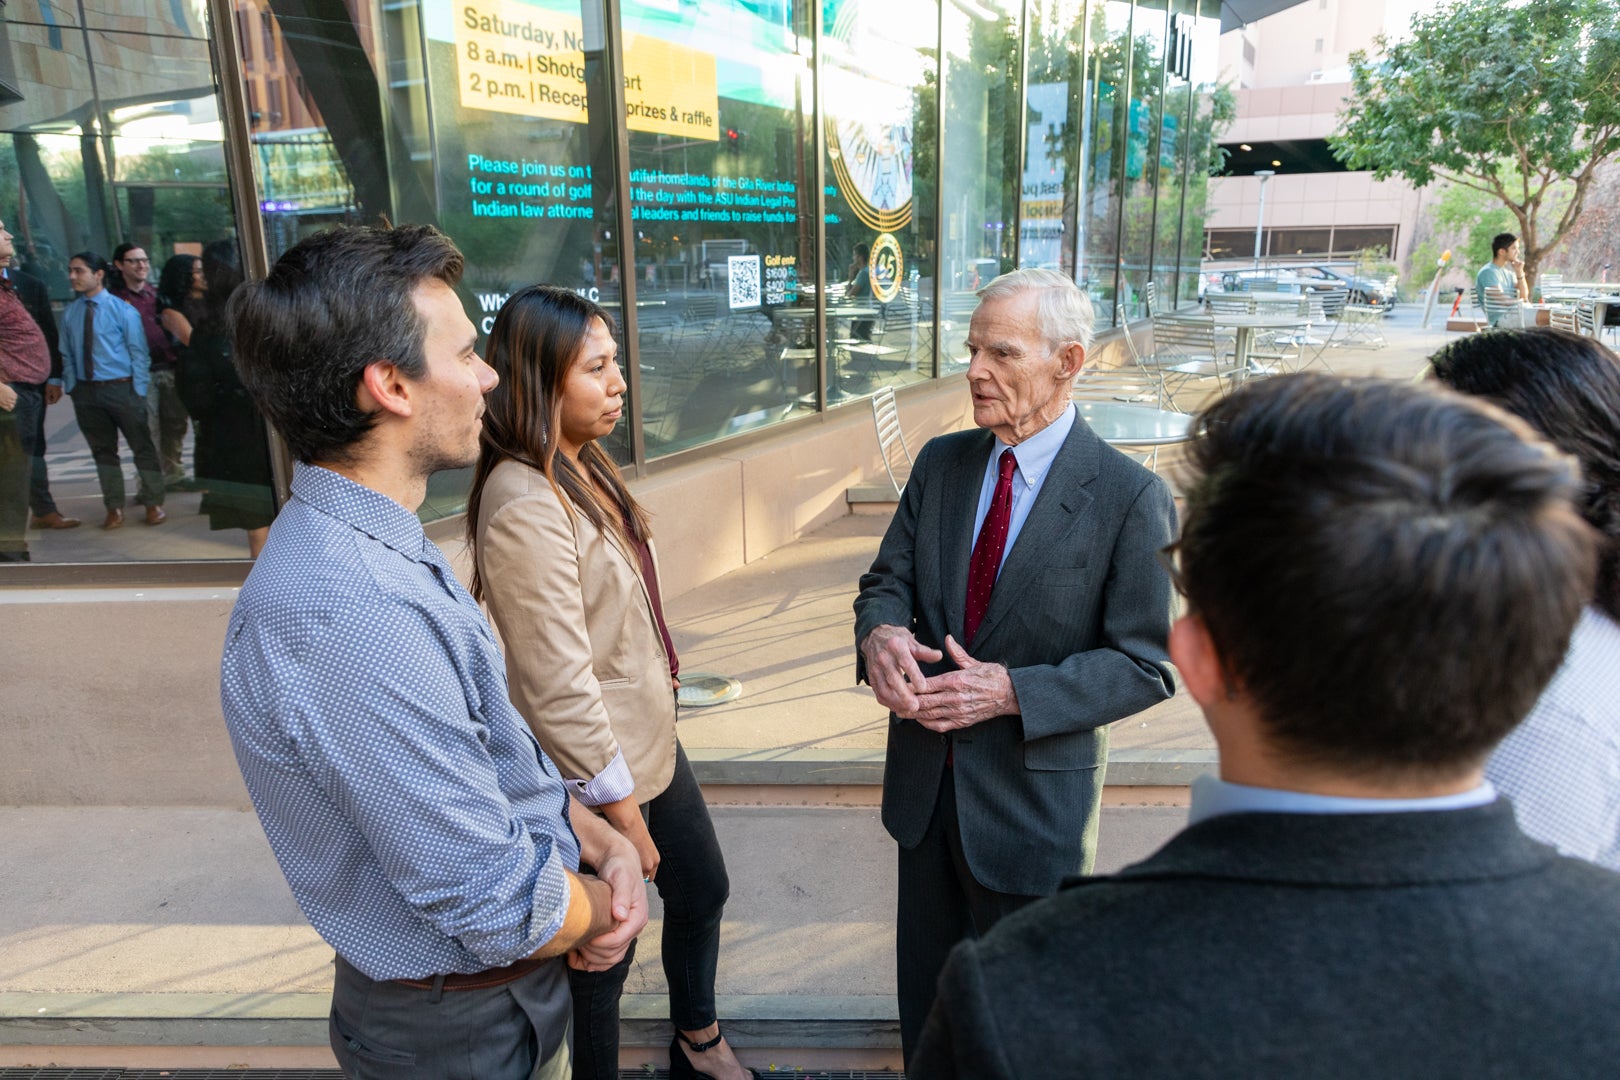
[633,457,748,599]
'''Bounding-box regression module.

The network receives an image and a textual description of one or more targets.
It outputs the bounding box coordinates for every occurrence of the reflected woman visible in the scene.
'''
[467,286,758,1080]
[176,239,276,556]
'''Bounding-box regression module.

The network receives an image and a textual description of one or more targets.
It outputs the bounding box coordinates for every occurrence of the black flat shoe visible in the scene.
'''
[668,1031,763,1080]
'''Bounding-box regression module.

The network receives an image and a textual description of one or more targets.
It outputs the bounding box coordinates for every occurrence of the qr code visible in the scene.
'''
[729,255,762,309]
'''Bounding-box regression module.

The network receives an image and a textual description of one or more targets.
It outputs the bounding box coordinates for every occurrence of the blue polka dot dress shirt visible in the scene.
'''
[221,463,581,981]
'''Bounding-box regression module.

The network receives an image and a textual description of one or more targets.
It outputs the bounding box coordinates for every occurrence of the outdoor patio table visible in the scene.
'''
[1075,400,1193,447]
[1206,312,1310,381]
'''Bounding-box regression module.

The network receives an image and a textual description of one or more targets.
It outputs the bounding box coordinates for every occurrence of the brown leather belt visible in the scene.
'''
[392,954,550,992]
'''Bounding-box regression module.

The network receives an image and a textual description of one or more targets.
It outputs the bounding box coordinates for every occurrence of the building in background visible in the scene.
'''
[1205,0,1435,268]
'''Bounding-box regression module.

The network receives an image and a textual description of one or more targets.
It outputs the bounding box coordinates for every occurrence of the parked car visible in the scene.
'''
[1218,264,1397,311]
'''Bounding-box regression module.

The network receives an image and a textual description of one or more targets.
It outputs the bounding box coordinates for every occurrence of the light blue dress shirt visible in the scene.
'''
[55,289,150,395]
[970,403,1077,580]
[221,464,581,980]
[1189,773,1498,826]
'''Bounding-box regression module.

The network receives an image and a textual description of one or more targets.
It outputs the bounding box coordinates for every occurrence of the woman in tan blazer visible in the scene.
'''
[467,286,758,1080]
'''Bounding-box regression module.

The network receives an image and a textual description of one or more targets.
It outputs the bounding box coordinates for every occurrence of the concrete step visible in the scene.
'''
[0,803,1188,1070]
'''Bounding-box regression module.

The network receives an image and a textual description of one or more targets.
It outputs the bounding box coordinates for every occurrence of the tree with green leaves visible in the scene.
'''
[1331,0,1620,284]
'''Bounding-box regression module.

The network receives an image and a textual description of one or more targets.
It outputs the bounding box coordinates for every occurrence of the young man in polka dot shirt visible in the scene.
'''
[221,225,646,1080]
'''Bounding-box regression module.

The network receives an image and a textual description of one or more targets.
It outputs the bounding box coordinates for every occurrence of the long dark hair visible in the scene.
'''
[466,284,650,603]
[157,254,199,310]
[195,239,243,339]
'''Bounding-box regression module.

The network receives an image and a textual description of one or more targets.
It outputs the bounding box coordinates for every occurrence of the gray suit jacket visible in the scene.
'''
[854,419,1175,895]
[911,801,1620,1079]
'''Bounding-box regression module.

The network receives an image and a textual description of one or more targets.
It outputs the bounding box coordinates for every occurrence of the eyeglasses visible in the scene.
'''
[121,257,150,266]
[1156,539,1187,598]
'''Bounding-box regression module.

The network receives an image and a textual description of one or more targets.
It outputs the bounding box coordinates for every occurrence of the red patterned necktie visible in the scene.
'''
[964,449,1017,647]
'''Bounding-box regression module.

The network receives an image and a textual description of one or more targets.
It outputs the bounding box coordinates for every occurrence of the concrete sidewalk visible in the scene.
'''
[0,307,1449,1069]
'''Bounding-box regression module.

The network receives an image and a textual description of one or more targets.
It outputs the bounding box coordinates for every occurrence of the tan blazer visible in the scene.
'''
[474,458,677,803]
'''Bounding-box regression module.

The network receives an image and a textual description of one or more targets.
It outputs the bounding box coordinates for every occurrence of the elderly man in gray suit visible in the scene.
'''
[912,375,1620,1078]
[853,268,1175,1064]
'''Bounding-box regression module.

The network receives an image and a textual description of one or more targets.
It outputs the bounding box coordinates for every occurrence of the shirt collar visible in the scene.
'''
[1189,773,1498,826]
[996,402,1075,489]
[290,462,433,563]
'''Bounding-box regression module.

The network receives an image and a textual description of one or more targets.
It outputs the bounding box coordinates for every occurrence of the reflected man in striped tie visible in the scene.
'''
[853,268,1176,1066]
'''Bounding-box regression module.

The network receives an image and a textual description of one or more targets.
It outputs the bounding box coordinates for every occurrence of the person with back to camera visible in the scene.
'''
[466,285,759,1080]
[1428,326,1620,870]
[911,374,1620,1079]
[176,239,277,557]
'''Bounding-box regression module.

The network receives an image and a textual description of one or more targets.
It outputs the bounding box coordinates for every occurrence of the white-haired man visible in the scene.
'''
[853,269,1176,1063]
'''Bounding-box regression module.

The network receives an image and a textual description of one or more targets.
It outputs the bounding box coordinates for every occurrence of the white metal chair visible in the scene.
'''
[1148,314,1244,410]
[1483,286,1526,328]
[1575,301,1599,338]
[1549,306,1578,334]
[1339,303,1387,348]
[870,385,912,497]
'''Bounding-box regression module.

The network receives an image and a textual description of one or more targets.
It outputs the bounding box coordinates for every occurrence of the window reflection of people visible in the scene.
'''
[111,243,190,488]
[467,286,759,1080]
[175,240,276,557]
[847,242,875,341]
[0,216,77,561]
[156,254,206,348]
[54,252,166,529]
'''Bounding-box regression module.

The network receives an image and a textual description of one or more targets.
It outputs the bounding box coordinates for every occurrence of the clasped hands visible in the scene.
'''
[567,828,649,973]
[861,624,1017,732]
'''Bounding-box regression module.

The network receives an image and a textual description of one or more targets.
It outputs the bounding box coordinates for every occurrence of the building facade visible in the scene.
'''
[0,0,1221,588]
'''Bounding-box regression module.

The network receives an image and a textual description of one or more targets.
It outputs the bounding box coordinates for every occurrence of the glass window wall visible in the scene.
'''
[822,0,937,402]
[939,0,1022,373]
[1077,0,1130,323]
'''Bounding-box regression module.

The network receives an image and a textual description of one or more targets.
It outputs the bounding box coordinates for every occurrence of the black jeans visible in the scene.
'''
[0,388,26,558]
[10,382,58,517]
[329,953,573,1080]
[568,741,731,1080]
[70,379,164,509]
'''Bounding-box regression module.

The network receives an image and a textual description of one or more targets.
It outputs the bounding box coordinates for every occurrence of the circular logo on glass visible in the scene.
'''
[869,233,904,304]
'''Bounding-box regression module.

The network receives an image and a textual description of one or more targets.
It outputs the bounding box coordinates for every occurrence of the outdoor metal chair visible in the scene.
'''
[1549,306,1579,334]
[1148,314,1244,409]
[1575,301,1599,338]
[1338,303,1387,348]
[870,385,913,497]
[1483,286,1526,328]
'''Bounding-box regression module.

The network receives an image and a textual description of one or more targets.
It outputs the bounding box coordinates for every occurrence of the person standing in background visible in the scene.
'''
[55,252,165,528]
[177,239,276,556]
[156,253,206,349]
[0,217,77,557]
[111,242,189,489]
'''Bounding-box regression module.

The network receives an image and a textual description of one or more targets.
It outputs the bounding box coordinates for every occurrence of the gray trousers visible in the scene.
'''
[330,953,573,1080]
[70,380,165,509]
[144,367,189,482]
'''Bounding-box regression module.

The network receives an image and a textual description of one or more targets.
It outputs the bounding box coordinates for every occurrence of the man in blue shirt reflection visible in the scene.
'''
[55,252,166,528]
[221,224,647,1080]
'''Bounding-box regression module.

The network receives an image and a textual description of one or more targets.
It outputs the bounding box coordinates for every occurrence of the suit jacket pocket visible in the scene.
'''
[1023,729,1104,771]
[1044,565,1090,589]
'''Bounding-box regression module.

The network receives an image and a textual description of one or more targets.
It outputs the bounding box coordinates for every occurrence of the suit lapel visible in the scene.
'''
[940,431,997,644]
[968,420,1101,650]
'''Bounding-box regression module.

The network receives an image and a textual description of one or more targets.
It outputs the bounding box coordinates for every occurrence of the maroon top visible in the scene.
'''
[109,281,177,369]
[624,511,679,680]
[0,278,50,384]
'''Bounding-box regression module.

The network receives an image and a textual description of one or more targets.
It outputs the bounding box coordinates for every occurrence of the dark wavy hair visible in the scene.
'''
[156,253,200,311]
[1180,375,1594,777]
[228,225,463,464]
[465,284,648,603]
[1427,327,1620,620]
[69,250,110,281]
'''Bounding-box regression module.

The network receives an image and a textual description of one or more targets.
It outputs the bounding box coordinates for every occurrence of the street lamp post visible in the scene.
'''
[1253,169,1275,268]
